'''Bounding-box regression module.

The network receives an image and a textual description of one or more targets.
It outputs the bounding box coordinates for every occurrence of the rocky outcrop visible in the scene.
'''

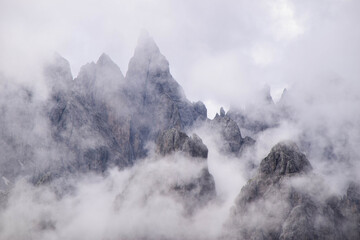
[156,128,216,211]
[46,54,134,175]
[224,141,360,240]
[156,128,208,159]
[124,32,207,133]
[259,142,312,177]
[338,182,360,239]
[43,34,209,180]
[233,141,311,209]
[212,108,255,155]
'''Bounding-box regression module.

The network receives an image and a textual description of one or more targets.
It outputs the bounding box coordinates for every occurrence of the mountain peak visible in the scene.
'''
[278,88,288,105]
[126,31,171,84]
[261,84,274,105]
[96,53,124,78]
[220,107,225,117]
[260,141,312,177]
[97,53,114,65]
[134,31,160,58]
[44,53,73,92]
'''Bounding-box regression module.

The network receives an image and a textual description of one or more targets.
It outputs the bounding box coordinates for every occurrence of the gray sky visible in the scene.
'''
[1,2,360,239]
[1,0,360,117]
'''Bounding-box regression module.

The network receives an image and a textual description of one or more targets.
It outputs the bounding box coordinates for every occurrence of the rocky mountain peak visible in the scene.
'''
[124,33,206,133]
[226,141,359,240]
[74,53,124,99]
[44,53,73,93]
[262,84,275,105]
[126,33,172,89]
[220,107,225,117]
[96,53,123,76]
[134,30,161,58]
[211,110,255,155]
[97,53,113,65]
[95,53,124,82]
[156,128,208,159]
[260,141,312,177]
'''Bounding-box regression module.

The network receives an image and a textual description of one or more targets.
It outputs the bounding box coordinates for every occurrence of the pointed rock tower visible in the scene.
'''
[124,32,207,138]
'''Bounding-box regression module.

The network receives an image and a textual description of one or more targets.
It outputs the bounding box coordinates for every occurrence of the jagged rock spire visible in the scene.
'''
[134,30,161,58]
[125,31,172,92]
[220,107,225,117]
[75,53,124,98]
[260,141,312,177]
[44,53,73,93]
[124,32,206,131]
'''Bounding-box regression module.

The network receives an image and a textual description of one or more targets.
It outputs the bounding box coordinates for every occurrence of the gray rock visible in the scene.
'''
[224,142,360,240]
[339,182,360,239]
[156,128,208,159]
[182,133,209,159]
[156,128,215,211]
[212,109,255,155]
[124,32,207,134]
[43,34,210,182]
[44,53,73,93]
[259,142,312,177]
[220,107,225,117]
[31,33,211,191]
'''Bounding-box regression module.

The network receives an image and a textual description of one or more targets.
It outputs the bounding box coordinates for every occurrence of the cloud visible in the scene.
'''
[1,0,360,239]
[0,148,252,240]
[2,0,359,108]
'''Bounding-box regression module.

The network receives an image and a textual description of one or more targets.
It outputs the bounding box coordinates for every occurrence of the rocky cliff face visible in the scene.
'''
[156,128,216,212]
[1,34,359,240]
[211,107,255,156]
[224,141,360,240]
[0,34,209,192]
[156,128,208,159]
[42,34,208,181]
[124,32,206,133]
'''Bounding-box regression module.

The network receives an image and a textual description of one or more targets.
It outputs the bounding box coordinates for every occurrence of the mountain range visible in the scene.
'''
[0,33,359,240]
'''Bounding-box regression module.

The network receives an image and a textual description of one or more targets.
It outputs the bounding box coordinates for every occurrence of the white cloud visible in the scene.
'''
[268,0,305,41]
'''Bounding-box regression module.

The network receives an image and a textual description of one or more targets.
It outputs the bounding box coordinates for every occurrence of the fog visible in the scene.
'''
[0,134,252,240]
[2,0,360,116]
[1,0,360,239]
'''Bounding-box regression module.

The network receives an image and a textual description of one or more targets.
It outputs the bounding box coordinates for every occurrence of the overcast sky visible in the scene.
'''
[1,0,360,117]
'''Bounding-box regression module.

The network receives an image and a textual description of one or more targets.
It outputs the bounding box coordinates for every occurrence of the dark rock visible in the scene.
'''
[224,142,360,240]
[156,128,215,211]
[259,142,312,177]
[156,128,208,159]
[212,109,255,155]
[44,34,209,183]
[0,191,8,209]
[224,142,313,239]
[220,107,225,117]
[83,146,110,173]
[182,133,209,159]
[124,32,206,134]
[339,182,360,239]
[42,33,210,183]
[193,101,207,121]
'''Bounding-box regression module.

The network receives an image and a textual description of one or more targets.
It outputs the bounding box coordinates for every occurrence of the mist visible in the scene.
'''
[1,0,360,239]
